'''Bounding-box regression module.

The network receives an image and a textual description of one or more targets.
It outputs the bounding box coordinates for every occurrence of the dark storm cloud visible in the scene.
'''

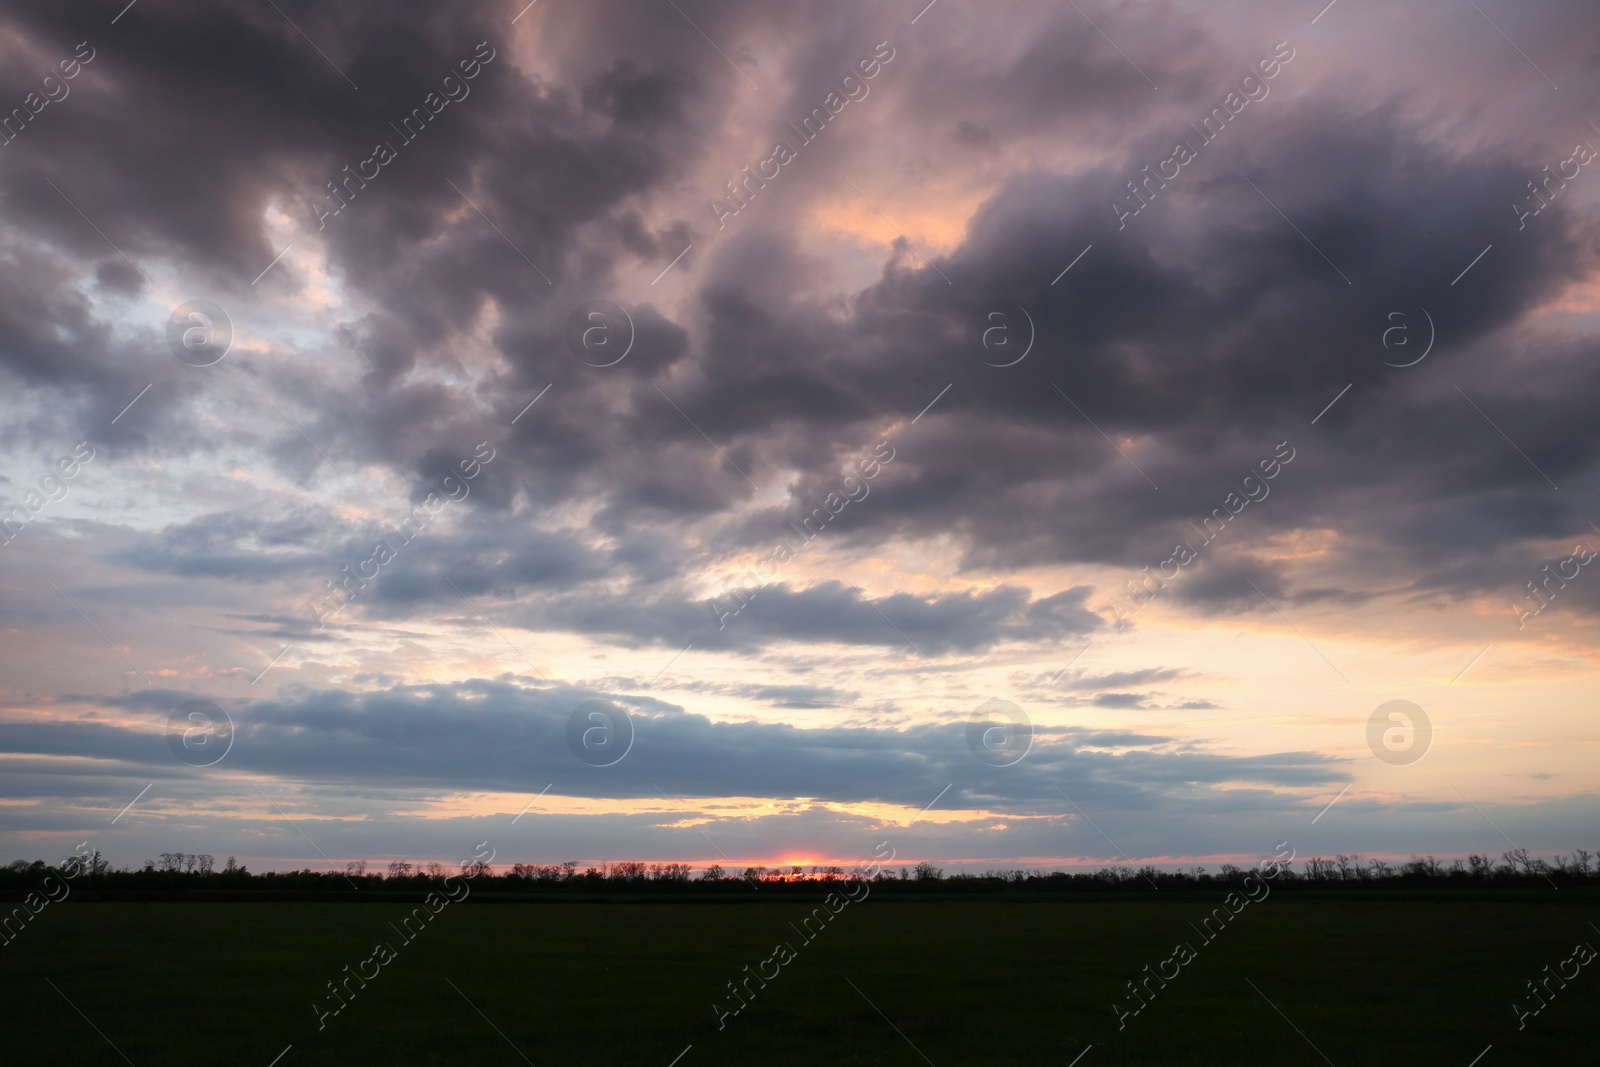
[0,0,715,499]
[729,122,1582,499]
[0,246,111,384]
[3,0,1595,631]
[0,0,1594,758]
[2,2,472,286]
[643,104,1600,628]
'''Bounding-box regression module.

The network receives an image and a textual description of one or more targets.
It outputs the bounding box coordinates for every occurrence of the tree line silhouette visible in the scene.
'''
[3,847,1598,899]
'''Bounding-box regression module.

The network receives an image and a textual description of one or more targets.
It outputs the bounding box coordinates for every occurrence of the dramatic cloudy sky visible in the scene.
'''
[2,0,1597,873]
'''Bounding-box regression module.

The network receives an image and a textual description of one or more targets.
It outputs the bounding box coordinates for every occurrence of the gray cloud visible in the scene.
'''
[4,678,1344,812]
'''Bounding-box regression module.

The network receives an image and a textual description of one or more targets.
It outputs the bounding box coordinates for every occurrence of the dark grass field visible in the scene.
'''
[2,892,1594,1065]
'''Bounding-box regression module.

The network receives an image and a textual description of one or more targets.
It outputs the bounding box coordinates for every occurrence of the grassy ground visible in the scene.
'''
[1,891,1593,1064]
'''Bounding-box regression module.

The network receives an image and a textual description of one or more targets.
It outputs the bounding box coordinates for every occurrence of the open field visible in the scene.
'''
[2,892,1594,1065]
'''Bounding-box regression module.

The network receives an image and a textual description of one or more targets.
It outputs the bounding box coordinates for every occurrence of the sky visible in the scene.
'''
[1,0,1597,875]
